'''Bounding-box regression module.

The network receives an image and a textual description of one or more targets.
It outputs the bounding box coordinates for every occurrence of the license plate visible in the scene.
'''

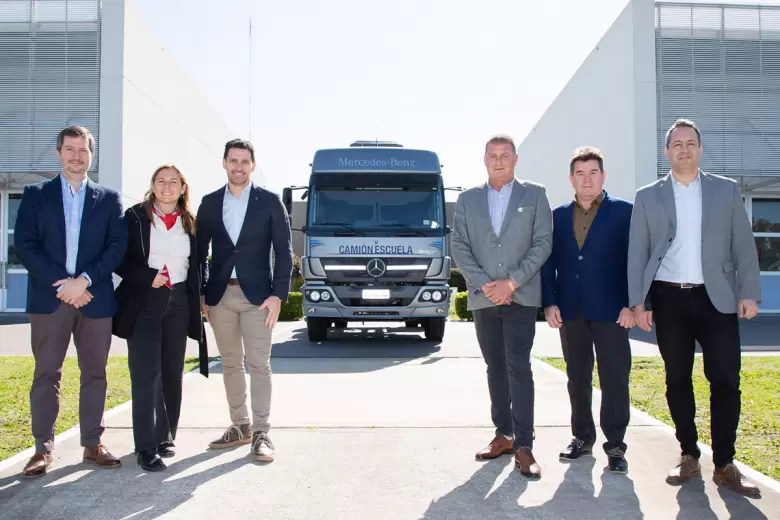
[362,289,390,300]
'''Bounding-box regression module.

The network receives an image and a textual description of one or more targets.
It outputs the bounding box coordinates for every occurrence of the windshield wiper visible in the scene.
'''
[377,223,426,237]
[314,222,366,236]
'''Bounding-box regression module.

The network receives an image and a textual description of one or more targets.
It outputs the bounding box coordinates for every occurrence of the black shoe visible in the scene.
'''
[136,450,166,472]
[607,447,628,473]
[559,438,593,460]
[157,442,176,458]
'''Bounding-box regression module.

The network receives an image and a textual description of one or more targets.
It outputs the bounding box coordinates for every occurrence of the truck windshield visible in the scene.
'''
[309,185,444,230]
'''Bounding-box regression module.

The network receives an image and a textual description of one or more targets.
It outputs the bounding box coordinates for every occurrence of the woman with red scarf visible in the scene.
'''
[113,165,208,472]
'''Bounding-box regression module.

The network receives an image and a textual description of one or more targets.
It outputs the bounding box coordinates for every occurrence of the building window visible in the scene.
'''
[752,198,780,273]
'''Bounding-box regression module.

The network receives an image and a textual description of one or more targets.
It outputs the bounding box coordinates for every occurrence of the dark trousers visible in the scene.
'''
[127,283,190,453]
[29,304,112,453]
[650,282,741,468]
[560,312,631,453]
[473,303,537,450]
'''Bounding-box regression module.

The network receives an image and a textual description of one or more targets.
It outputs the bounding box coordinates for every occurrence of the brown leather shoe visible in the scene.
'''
[514,447,541,478]
[713,464,761,496]
[83,444,122,469]
[475,435,514,460]
[666,455,701,483]
[22,451,53,479]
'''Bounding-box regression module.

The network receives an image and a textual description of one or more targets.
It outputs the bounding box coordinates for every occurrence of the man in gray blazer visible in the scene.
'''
[628,119,761,496]
[451,134,553,479]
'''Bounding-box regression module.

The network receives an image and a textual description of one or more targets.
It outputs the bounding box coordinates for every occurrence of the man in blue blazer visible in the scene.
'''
[197,139,293,462]
[14,126,128,478]
[541,147,634,473]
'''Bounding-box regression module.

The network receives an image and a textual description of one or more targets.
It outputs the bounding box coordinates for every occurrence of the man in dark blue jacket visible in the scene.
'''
[15,126,128,478]
[541,147,634,473]
[197,139,293,462]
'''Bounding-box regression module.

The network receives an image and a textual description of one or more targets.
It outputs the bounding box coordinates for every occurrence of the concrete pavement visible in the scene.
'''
[2,315,778,357]
[0,320,778,519]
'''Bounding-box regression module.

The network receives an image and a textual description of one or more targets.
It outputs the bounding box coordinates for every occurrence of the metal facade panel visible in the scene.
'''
[0,0,101,175]
[656,3,780,178]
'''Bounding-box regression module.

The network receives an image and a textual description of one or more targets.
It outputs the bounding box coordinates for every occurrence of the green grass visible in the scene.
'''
[541,356,780,480]
[0,356,201,462]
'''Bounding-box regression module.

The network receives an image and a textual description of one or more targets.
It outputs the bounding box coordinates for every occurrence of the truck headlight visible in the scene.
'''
[320,291,331,301]
[309,291,321,302]
[432,291,443,302]
[421,291,432,301]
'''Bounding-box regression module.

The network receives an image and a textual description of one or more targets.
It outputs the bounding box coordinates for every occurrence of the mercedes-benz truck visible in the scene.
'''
[282,140,453,342]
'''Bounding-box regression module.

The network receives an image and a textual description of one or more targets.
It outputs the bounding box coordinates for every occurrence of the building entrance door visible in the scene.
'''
[1,191,27,312]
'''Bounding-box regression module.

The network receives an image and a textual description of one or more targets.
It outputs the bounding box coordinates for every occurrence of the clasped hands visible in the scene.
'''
[53,276,92,308]
[481,279,517,305]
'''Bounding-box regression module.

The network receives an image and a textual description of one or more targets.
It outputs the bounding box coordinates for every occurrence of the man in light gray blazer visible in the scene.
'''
[628,119,761,496]
[451,134,552,479]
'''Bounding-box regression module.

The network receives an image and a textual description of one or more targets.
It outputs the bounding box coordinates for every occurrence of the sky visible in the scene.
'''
[132,0,780,200]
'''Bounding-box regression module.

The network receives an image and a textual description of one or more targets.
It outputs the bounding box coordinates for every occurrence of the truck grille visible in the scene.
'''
[320,257,430,284]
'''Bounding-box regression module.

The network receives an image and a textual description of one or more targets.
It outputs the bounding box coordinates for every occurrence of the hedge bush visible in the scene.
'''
[448,268,467,291]
[454,292,473,321]
[280,292,303,321]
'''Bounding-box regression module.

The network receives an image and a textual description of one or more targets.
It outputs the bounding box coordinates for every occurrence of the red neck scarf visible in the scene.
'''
[152,205,181,231]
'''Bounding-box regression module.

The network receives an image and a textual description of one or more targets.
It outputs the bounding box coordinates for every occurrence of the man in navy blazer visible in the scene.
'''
[196,138,293,462]
[14,126,128,478]
[541,147,634,473]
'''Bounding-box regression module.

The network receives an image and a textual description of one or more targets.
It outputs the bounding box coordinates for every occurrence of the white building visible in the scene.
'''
[517,0,780,313]
[0,0,252,312]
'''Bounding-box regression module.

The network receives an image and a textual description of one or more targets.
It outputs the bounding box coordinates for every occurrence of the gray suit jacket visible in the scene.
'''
[627,171,761,314]
[451,179,553,311]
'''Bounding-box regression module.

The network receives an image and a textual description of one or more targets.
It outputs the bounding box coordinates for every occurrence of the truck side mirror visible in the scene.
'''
[282,187,293,217]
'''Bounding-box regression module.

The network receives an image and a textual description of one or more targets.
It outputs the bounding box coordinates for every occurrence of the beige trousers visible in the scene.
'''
[209,285,273,433]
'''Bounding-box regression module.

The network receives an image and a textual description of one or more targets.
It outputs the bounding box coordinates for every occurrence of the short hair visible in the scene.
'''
[223,138,255,162]
[665,119,702,148]
[484,134,516,154]
[569,146,604,175]
[57,126,95,154]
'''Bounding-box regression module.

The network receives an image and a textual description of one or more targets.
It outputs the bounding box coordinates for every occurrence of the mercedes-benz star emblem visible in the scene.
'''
[366,258,386,277]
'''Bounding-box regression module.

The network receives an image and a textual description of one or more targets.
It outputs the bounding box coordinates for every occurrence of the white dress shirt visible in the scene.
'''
[655,172,704,284]
[148,212,190,285]
[223,183,252,278]
[487,179,514,236]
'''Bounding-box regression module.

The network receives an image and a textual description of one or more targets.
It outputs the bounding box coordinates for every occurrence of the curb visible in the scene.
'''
[0,359,222,474]
[1,320,304,472]
[532,357,780,495]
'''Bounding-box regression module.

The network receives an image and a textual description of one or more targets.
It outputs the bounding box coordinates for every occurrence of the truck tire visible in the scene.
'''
[423,317,445,341]
[307,318,329,341]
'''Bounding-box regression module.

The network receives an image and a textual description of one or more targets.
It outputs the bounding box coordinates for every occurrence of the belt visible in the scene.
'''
[228,279,240,286]
[655,281,704,289]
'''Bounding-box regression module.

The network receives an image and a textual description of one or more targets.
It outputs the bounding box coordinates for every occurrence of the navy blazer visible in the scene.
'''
[541,192,632,322]
[14,175,128,318]
[196,184,293,307]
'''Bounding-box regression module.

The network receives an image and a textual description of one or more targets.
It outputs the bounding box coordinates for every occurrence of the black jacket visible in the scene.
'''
[113,203,209,377]
[196,184,293,307]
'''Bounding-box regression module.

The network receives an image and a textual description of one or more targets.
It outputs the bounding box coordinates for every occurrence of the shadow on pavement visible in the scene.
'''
[271,325,444,359]
[418,456,646,520]
[0,448,253,520]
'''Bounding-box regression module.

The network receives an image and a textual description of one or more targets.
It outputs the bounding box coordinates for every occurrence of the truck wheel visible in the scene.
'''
[423,317,445,341]
[307,318,329,341]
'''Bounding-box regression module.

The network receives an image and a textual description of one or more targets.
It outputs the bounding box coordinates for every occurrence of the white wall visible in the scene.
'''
[515,0,656,208]
[104,0,252,210]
